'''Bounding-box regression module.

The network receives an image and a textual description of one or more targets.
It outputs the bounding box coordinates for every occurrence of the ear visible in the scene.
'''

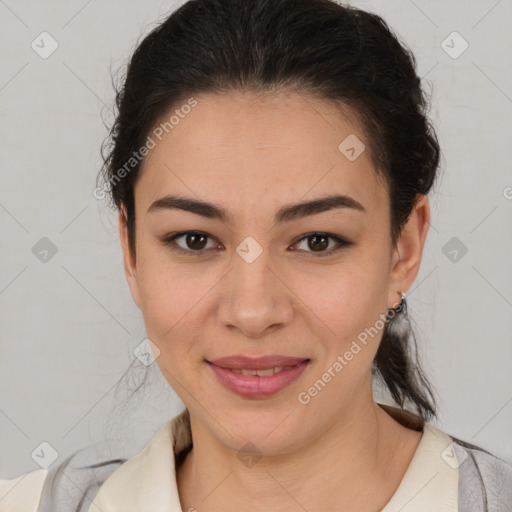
[387,194,431,309]
[118,205,141,309]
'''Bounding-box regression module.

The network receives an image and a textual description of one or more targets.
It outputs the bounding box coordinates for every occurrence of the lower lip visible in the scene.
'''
[207,360,310,398]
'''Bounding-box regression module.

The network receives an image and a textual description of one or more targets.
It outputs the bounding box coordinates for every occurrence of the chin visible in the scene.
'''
[215,405,310,455]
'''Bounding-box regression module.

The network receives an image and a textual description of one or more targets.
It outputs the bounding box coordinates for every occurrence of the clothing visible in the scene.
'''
[1,404,511,511]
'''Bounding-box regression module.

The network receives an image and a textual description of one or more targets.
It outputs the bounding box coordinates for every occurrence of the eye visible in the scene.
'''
[162,231,220,255]
[292,232,353,257]
[162,230,353,257]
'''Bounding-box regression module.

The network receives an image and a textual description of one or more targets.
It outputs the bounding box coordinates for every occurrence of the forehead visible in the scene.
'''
[136,91,387,218]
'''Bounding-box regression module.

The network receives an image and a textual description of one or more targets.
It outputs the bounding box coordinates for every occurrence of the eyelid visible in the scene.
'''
[161,230,353,257]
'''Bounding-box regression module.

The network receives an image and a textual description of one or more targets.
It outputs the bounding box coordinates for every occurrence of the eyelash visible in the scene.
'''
[161,231,353,257]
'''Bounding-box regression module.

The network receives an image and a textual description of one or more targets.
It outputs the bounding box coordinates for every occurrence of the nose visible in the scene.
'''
[217,250,295,338]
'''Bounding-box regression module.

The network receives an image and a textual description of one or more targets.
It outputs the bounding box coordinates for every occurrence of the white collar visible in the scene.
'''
[381,421,459,511]
[88,407,459,512]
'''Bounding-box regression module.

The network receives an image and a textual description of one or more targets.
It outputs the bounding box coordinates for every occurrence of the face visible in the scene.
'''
[119,90,430,455]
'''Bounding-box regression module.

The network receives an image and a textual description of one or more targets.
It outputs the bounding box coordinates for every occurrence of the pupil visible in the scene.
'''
[187,233,207,250]
[309,235,328,252]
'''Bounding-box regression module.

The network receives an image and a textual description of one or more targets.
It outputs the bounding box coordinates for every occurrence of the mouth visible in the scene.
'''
[207,354,310,370]
[226,366,299,376]
[205,356,311,398]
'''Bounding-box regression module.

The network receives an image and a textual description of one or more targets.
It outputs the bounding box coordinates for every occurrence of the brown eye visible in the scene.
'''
[182,233,208,250]
[306,234,329,252]
[163,231,218,255]
[294,232,352,257]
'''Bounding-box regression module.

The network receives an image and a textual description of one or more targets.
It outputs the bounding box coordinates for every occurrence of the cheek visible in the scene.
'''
[135,259,199,385]
[133,243,217,352]
[301,268,390,406]
[303,258,391,381]
[301,259,389,338]
[134,243,187,340]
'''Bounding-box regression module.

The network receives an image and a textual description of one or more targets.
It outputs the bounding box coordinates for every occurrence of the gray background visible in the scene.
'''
[1,0,511,478]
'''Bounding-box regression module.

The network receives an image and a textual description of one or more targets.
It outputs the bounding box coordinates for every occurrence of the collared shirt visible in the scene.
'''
[1,404,511,511]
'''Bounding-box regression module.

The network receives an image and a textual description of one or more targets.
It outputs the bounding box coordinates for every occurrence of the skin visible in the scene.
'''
[118,90,431,511]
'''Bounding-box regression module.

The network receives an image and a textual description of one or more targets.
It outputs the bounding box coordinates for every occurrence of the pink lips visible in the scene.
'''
[206,355,310,398]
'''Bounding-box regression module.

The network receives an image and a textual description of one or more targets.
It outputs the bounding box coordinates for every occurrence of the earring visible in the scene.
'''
[393,291,407,314]
[385,290,409,340]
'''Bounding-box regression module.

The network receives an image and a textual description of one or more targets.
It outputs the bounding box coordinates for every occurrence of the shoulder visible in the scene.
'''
[0,448,127,512]
[0,469,48,512]
[38,449,127,512]
[450,435,512,511]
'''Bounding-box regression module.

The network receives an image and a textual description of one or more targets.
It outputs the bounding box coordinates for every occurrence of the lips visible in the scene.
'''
[207,355,309,371]
[206,356,311,398]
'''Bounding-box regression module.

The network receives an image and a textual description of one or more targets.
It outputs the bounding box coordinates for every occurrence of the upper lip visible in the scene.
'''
[207,355,310,370]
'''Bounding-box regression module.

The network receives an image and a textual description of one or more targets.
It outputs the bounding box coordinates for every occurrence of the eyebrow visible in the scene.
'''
[147,194,366,224]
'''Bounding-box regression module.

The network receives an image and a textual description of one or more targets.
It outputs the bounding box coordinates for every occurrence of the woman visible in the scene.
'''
[1,0,511,510]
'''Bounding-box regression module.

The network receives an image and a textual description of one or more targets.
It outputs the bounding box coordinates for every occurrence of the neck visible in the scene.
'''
[177,395,422,512]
